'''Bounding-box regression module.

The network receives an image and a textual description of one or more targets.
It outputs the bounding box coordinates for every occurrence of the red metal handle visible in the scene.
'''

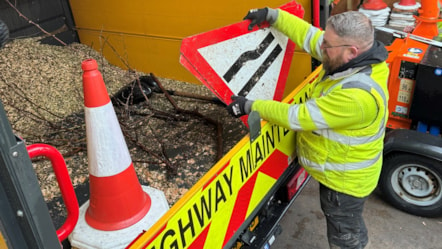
[26,143,79,242]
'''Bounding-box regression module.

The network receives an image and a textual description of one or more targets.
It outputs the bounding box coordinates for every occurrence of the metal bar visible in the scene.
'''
[375,26,442,47]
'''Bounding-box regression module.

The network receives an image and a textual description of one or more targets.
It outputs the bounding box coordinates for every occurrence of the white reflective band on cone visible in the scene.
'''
[85,102,132,177]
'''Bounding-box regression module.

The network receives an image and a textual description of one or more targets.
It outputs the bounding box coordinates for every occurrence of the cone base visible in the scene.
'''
[85,165,152,231]
[69,186,169,249]
[85,192,151,231]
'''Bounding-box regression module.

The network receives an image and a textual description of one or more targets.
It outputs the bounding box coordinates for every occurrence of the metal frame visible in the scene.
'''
[0,100,60,249]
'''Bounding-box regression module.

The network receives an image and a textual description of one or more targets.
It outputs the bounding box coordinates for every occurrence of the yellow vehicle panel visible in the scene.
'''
[68,0,313,97]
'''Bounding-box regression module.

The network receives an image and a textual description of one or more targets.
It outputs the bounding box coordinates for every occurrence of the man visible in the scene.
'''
[227,8,389,249]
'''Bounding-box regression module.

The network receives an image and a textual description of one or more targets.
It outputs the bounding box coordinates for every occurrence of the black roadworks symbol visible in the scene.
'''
[223,32,282,96]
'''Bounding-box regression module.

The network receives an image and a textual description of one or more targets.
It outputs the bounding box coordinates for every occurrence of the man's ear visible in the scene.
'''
[348,46,359,59]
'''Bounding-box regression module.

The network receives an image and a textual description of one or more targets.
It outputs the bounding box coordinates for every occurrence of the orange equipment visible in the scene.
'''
[413,0,441,37]
[378,0,442,129]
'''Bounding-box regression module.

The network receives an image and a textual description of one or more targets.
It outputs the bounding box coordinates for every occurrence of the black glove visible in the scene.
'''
[243,8,268,31]
[227,95,253,118]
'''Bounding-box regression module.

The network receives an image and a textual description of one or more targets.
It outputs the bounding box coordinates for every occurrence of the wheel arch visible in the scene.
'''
[384,129,442,163]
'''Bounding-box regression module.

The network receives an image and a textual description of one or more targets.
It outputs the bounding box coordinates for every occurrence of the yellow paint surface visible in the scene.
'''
[68,0,313,97]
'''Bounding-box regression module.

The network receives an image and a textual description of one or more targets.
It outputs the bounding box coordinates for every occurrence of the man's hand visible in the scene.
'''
[227,95,253,118]
[243,8,268,31]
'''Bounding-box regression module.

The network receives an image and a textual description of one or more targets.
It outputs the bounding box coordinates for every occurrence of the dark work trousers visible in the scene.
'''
[319,183,369,249]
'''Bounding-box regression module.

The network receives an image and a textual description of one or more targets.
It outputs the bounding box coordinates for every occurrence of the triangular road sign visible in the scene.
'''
[180,1,304,107]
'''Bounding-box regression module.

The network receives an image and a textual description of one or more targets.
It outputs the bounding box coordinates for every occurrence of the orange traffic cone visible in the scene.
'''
[81,58,151,230]
[69,59,169,249]
[389,0,420,29]
[396,0,418,6]
[359,0,390,27]
[362,0,388,10]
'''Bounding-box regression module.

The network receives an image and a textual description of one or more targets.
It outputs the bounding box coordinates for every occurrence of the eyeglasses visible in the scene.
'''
[321,44,355,50]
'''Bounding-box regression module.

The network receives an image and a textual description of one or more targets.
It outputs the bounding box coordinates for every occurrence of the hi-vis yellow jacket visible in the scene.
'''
[251,10,390,197]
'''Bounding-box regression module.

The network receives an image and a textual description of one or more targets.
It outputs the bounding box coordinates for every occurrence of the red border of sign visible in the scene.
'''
[180,2,305,106]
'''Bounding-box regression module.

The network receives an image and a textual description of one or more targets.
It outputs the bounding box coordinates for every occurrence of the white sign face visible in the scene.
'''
[197,28,289,100]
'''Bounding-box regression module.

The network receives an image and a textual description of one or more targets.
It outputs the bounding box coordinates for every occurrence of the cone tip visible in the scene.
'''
[82,59,98,72]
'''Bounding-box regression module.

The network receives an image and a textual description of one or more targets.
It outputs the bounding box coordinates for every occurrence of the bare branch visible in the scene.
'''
[5,0,68,46]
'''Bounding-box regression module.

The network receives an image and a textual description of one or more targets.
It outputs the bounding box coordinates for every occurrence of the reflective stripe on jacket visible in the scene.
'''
[251,10,389,197]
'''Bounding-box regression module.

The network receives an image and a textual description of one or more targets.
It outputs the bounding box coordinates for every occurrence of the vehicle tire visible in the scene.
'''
[379,153,442,217]
[0,19,9,48]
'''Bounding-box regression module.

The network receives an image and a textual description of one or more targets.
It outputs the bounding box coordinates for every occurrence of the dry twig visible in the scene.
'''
[5,0,68,46]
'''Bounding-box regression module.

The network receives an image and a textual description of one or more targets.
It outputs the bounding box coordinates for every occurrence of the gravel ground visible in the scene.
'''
[0,38,248,234]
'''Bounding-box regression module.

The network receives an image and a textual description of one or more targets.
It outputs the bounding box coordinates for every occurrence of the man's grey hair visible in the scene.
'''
[326,11,374,50]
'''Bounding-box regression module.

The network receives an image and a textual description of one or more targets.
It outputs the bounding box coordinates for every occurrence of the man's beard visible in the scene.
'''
[322,51,345,74]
